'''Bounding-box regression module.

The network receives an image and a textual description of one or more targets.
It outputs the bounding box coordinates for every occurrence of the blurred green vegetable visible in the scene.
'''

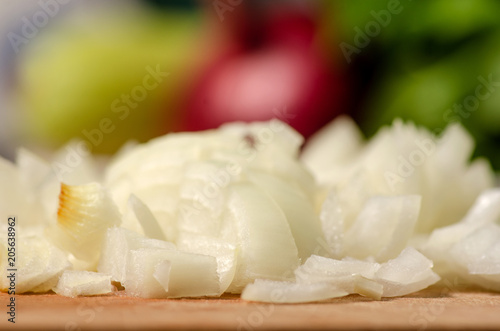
[329,0,500,170]
[18,6,204,153]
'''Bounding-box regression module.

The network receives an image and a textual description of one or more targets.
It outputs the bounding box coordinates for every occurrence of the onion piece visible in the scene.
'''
[374,247,440,297]
[128,194,166,241]
[226,183,299,293]
[422,189,500,284]
[354,276,384,300]
[97,227,175,284]
[16,148,60,224]
[0,156,48,229]
[302,116,364,186]
[0,236,70,293]
[243,247,439,303]
[343,195,421,262]
[241,279,348,303]
[248,170,328,260]
[48,182,122,265]
[460,189,500,225]
[152,260,172,292]
[319,189,345,258]
[51,140,101,185]
[295,256,382,299]
[176,233,236,295]
[449,224,500,291]
[54,270,112,297]
[296,255,380,279]
[125,248,220,298]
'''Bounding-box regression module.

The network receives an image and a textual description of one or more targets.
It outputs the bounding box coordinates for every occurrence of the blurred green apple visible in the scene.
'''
[17,7,203,153]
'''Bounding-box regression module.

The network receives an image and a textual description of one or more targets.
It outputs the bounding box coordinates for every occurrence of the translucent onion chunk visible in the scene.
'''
[242,248,439,303]
[242,279,348,303]
[1,119,498,299]
[0,236,70,293]
[54,270,112,297]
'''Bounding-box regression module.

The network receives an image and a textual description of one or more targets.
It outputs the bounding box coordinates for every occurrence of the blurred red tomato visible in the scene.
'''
[180,2,346,139]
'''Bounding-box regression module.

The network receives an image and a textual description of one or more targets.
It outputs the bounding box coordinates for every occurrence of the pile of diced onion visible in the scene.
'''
[1,117,499,302]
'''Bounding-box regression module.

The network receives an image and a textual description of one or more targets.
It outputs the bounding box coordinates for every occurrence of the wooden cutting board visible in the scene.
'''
[1,287,500,330]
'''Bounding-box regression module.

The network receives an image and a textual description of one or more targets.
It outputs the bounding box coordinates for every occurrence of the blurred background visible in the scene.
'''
[0,0,499,170]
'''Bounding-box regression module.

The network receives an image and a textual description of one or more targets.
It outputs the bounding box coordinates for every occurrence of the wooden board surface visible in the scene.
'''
[1,287,500,330]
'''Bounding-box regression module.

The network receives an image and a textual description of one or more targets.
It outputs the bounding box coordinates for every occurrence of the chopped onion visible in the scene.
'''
[1,118,499,299]
[226,183,299,292]
[247,170,327,261]
[125,248,219,298]
[343,195,421,262]
[242,279,348,303]
[242,247,439,303]
[97,227,175,284]
[54,270,112,297]
[422,189,500,290]
[128,194,167,241]
[48,182,122,265]
[0,236,70,293]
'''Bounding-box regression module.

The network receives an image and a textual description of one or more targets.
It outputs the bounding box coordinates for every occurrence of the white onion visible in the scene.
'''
[54,270,112,297]
[47,182,122,266]
[247,170,327,261]
[374,247,440,297]
[128,194,167,241]
[0,236,70,293]
[422,189,500,290]
[242,247,439,303]
[225,183,299,292]
[303,118,495,235]
[97,227,175,284]
[0,118,498,299]
[343,195,421,262]
[125,248,219,298]
[241,279,348,303]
